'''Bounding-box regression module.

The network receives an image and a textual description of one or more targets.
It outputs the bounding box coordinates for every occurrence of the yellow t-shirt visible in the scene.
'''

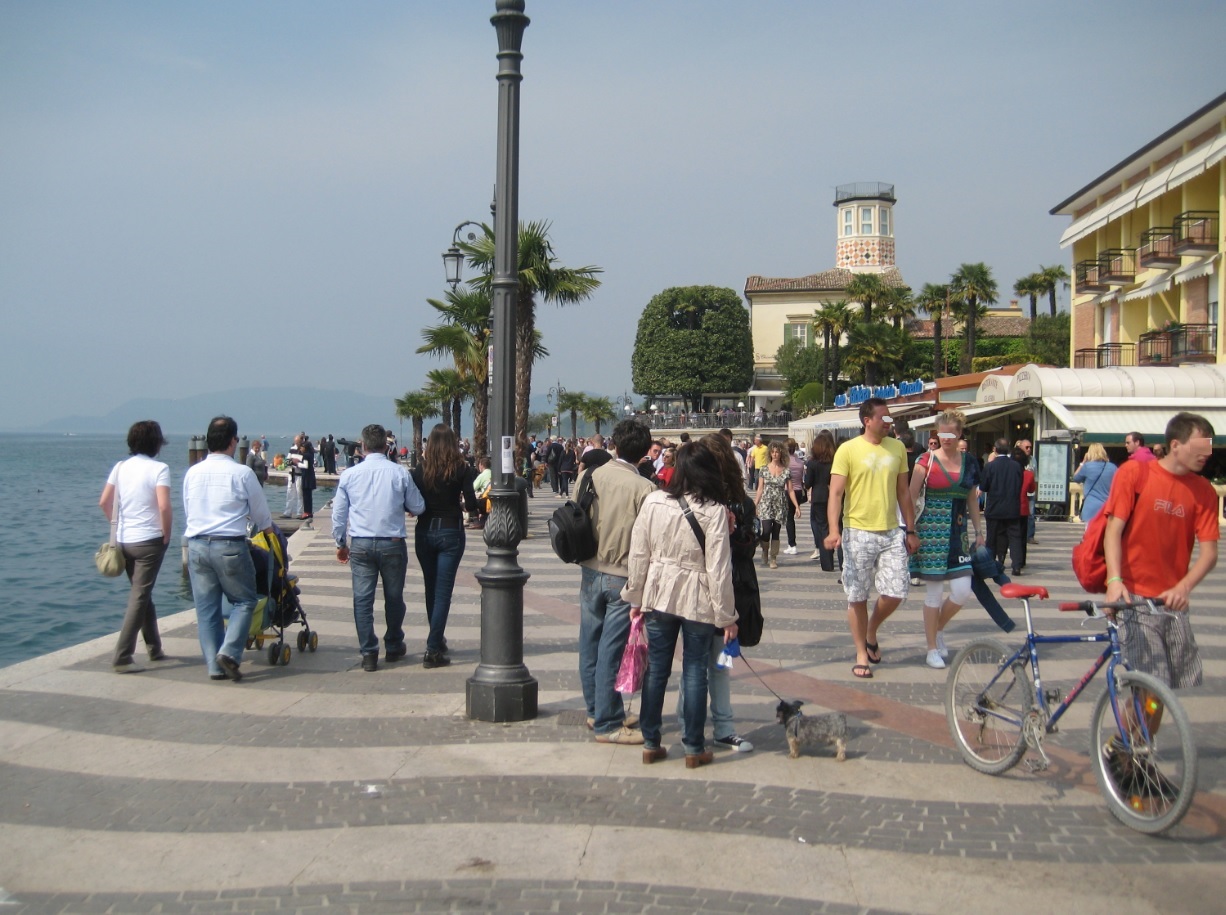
[750,444,769,469]
[830,435,908,532]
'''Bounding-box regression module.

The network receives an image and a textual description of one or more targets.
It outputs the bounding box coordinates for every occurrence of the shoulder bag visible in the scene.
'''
[95,462,126,577]
[913,452,936,520]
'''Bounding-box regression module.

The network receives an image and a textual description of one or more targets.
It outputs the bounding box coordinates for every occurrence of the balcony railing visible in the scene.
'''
[1098,248,1137,284]
[1137,227,1179,268]
[1138,323,1219,365]
[1076,259,1109,294]
[1172,211,1219,254]
[1074,343,1137,369]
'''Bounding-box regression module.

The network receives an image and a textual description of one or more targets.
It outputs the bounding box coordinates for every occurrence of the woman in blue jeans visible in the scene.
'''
[411,424,479,669]
[623,438,739,769]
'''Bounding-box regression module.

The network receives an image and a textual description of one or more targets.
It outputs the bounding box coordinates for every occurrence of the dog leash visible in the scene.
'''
[736,651,790,706]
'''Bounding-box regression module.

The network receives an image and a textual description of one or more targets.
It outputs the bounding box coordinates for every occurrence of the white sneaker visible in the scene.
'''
[809,550,820,560]
[783,546,797,555]
[715,735,754,752]
[936,631,949,659]
[926,649,946,670]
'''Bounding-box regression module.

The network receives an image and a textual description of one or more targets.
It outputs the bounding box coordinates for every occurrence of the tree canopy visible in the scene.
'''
[630,286,753,411]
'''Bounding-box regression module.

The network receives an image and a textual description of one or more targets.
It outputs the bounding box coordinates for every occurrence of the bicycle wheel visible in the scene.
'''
[1089,669,1197,835]
[945,638,1033,775]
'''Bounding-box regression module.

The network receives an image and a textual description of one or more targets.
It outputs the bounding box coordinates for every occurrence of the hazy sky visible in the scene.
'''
[4,0,1225,430]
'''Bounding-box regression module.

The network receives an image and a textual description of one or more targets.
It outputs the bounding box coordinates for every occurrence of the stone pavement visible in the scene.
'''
[1,494,1224,914]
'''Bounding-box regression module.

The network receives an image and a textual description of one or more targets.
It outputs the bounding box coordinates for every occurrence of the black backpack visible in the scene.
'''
[548,472,598,563]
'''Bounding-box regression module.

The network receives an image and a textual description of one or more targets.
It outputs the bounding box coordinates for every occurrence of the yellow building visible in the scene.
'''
[1051,91,1224,369]
[743,182,907,409]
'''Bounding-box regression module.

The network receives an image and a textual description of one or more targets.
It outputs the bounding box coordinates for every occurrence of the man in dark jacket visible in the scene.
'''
[979,438,1024,575]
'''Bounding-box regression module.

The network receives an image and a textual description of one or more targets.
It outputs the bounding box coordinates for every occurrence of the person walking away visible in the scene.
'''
[182,416,275,682]
[411,424,479,668]
[805,430,842,573]
[332,423,426,672]
[754,441,799,569]
[1073,443,1117,523]
[558,439,579,498]
[783,439,806,554]
[245,439,268,485]
[824,398,918,679]
[546,436,564,494]
[1014,446,1035,572]
[299,435,317,521]
[908,411,985,670]
[1103,413,1218,762]
[100,420,173,673]
[577,418,656,745]
[624,438,739,768]
[979,438,1024,576]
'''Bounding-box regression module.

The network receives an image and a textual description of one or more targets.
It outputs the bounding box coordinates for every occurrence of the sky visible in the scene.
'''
[4,0,1226,430]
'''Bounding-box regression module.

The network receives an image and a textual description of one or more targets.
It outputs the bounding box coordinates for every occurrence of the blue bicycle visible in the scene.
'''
[944,583,1198,835]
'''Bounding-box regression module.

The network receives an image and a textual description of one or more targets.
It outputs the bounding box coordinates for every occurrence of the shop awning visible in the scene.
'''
[888,400,937,420]
[1042,396,1226,444]
[1121,273,1173,302]
[1171,253,1219,285]
[910,401,1031,431]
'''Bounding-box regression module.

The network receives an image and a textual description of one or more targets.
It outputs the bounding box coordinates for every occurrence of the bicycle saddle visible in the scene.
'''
[1000,583,1049,600]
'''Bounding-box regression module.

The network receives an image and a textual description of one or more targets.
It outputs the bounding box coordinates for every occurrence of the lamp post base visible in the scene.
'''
[466,671,538,723]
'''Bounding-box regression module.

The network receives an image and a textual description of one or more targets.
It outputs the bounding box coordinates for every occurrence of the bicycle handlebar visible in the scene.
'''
[1057,598,1167,616]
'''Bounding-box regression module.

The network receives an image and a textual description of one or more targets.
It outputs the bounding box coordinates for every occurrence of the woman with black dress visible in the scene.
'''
[804,430,842,573]
[411,424,479,668]
[557,439,579,497]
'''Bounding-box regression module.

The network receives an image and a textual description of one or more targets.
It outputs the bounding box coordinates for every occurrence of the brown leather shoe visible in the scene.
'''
[684,750,714,769]
[642,747,668,764]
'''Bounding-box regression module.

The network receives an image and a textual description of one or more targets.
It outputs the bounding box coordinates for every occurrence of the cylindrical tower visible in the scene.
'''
[834,182,896,271]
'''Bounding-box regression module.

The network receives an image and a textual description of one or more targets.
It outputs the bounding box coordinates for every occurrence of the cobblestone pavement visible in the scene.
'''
[1,491,1224,914]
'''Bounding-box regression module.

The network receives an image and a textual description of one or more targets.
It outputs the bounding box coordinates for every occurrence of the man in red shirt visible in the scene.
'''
[1104,412,1218,691]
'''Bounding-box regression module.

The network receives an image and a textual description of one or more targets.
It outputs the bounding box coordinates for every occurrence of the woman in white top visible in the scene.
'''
[624,438,739,769]
[99,420,173,673]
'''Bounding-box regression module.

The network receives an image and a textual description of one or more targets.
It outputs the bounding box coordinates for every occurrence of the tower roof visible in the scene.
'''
[834,182,896,205]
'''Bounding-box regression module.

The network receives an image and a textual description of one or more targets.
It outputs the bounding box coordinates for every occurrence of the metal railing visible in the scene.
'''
[637,410,794,431]
[1173,211,1219,252]
[1098,248,1136,284]
[1139,324,1218,365]
[1137,227,1178,266]
[834,182,896,203]
[1076,259,1108,293]
[1074,343,1136,369]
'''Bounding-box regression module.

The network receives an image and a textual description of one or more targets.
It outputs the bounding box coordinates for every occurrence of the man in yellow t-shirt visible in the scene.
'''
[825,398,917,679]
[747,434,768,489]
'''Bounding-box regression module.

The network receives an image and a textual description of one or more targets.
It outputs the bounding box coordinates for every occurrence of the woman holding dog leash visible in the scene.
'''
[624,438,739,769]
[908,410,985,670]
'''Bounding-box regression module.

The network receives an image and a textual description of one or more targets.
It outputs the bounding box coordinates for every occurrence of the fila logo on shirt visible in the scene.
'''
[1153,499,1186,518]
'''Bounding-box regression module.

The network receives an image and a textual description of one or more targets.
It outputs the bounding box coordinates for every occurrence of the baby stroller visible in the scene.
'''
[245,524,317,665]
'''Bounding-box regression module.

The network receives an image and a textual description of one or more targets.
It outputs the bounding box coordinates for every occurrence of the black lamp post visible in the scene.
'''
[465,0,537,722]
[443,221,485,290]
[547,379,565,436]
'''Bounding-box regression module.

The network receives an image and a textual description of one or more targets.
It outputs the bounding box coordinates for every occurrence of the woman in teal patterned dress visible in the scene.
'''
[908,411,985,670]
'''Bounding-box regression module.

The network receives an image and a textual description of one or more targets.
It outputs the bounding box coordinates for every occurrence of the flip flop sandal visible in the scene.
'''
[852,664,873,679]
[866,642,882,664]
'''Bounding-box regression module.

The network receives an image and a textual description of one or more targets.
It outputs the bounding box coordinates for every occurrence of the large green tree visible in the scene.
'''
[630,286,753,412]
[1029,312,1071,366]
[1013,272,1042,323]
[418,286,492,457]
[460,221,602,457]
[845,272,890,324]
[773,337,825,401]
[814,299,854,405]
[915,283,949,378]
[949,262,998,374]
[1037,264,1070,317]
[843,323,909,385]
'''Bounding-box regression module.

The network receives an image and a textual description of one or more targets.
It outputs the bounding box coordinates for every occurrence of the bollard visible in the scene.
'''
[188,435,200,465]
[237,435,248,465]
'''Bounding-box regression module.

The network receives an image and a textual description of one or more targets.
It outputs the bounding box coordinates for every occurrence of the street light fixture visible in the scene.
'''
[443,221,485,290]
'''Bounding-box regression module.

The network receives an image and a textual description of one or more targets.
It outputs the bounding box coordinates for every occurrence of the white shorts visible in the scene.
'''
[842,527,910,604]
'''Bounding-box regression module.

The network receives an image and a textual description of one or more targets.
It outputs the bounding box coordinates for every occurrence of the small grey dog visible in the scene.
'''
[776,699,847,761]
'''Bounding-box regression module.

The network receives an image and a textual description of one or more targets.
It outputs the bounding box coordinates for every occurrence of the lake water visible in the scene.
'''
[0,433,331,668]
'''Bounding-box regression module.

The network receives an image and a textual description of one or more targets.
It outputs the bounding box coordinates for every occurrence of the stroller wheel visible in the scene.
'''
[309,632,318,652]
[281,644,292,666]
[267,642,281,666]
[297,631,308,652]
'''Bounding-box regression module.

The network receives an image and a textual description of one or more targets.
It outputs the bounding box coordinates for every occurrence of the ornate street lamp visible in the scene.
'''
[443,221,484,290]
[466,0,536,722]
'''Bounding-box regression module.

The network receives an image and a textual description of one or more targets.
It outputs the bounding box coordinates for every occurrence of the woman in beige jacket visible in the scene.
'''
[624,438,739,769]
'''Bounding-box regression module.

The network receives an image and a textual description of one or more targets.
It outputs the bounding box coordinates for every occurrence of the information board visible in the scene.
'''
[1035,442,1071,504]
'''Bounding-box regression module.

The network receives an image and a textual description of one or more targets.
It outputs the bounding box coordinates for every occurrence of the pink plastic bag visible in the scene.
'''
[615,615,648,694]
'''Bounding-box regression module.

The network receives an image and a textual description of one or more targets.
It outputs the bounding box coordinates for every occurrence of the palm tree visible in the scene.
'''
[1013,272,1042,323]
[882,286,916,331]
[461,221,603,457]
[915,283,949,378]
[845,272,889,324]
[424,367,474,434]
[394,391,440,466]
[582,396,617,435]
[949,262,998,374]
[418,286,492,457]
[820,299,855,402]
[556,390,588,441]
[844,324,905,386]
[1037,264,1070,317]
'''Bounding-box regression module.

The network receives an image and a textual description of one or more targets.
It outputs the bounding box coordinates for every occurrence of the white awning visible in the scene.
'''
[1171,253,1220,285]
[788,407,865,440]
[1042,396,1226,444]
[747,389,785,398]
[910,401,1031,432]
[1105,185,1141,220]
[1059,207,1111,248]
[1207,133,1226,169]
[1166,142,1213,193]
[1121,273,1173,302]
[1135,164,1175,207]
[889,400,937,420]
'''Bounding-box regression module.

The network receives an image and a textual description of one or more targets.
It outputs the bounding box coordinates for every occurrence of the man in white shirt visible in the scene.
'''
[183,416,275,682]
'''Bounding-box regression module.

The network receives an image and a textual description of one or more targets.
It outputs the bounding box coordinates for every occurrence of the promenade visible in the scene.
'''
[1,495,1224,914]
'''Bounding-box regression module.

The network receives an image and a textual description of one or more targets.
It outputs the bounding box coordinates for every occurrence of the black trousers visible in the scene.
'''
[987,517,1025,574]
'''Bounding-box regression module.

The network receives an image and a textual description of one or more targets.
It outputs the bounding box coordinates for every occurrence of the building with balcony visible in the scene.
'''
[1051,91,1224,372]
[743,182,908,410]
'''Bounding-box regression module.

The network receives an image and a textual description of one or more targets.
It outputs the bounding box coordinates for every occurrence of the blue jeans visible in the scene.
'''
[579,567,632,734]
[415,524,465,653]
[641,612,717,755]
[187,537,258,676]
[675,634,735,740]
[349,537,409,657]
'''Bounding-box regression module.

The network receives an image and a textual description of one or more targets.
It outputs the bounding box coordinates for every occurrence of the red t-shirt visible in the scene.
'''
[1019,470,1036,515]
[1103,460,1219,597]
